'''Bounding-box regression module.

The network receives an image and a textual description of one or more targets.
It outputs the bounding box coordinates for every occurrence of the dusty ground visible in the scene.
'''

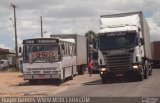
[54,69,160,97]
[0,72,100,97]
[2,69,160,97]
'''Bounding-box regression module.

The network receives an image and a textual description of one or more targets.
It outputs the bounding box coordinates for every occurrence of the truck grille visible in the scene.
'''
[43,71,52,74]
[106,53,131,72]
[31,71,53,74]
[32,71,41,74]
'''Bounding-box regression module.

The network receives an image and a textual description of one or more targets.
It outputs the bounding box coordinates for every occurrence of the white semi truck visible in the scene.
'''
[98,11,152,83]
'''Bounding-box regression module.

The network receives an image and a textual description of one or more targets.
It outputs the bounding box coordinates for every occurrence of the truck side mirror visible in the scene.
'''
[19,47,22,53]
[140,38,144,45]
[100,59,102,65]
[138,27,141,32]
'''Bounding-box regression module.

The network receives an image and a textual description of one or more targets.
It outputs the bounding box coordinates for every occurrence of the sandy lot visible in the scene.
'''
[0,72,100,97]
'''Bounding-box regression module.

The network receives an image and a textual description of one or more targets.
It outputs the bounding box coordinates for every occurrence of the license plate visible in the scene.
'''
[116,74,124,77]
[38,75,46,78]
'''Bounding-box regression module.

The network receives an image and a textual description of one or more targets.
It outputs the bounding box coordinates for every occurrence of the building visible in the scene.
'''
[0,48,15,60]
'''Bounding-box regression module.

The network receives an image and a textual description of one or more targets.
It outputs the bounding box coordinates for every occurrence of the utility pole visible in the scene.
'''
[40,16,43,38]
[11,3,19,70]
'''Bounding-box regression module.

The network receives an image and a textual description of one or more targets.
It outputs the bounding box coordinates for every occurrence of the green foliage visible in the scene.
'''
[85,30,97,44]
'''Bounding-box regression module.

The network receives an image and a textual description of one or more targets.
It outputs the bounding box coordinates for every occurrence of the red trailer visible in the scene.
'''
[151,41,160,68]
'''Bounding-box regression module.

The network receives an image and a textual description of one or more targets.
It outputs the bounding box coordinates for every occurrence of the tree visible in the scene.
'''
[85,30,97,49]
[85,31,98,60]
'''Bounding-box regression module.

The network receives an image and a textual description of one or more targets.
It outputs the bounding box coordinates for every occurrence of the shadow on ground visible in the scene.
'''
[16,79,72,86]
[83,77,140,86]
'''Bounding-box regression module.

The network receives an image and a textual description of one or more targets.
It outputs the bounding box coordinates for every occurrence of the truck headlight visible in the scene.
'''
[100,68,107,71]
[133,65,139,69]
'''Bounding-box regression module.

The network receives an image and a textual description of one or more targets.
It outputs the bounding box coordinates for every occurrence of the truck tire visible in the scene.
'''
[138,74,144,81]
[57,79,63,86]
[102,77,106,84]
[137,64,144,81]
[149,62,152,76]
[78,66,85,75]
[102,77,109,84]
[144,61,149,79]
[69,69,74,80]
[149,68,152,76]
[29,80,38,85]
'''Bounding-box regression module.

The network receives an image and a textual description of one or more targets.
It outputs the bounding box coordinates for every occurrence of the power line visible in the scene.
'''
[16,18,99,22]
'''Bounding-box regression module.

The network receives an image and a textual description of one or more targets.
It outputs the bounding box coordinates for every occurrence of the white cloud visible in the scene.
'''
[147,17,160,42]
[0,44,11,49]
[17,38,22,46]
[0,0,160,49]
[147,12,160,41]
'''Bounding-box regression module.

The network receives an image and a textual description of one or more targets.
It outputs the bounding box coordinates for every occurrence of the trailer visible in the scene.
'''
[50,34,88,75]
[151,41,160,68]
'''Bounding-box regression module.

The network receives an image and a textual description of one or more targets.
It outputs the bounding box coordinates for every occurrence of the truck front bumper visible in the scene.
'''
[99,63,142,79]
[23,74,61,80]
[100,69,142,79]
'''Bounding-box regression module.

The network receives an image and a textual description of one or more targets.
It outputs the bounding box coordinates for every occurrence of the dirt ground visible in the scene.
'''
[0,72,100,97]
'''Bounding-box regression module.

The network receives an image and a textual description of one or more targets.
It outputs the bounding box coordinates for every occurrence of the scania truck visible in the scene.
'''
[98,11,152,83]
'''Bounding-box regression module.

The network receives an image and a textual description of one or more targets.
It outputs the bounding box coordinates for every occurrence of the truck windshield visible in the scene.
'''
[23,45,59,63]
[99,32,136,51]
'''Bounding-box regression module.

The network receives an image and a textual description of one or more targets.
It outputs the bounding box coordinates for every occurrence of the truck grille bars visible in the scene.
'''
[105,53,132,73]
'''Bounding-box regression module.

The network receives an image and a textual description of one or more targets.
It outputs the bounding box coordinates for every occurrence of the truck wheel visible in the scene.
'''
[138,74,144,81]
[149,68,152,76]
[137,64,144,81]
[149,62,152,76]
[144,61,149,79]
[69,68,74,80]
[29,80,38,85]
[78,66,85,75]
[102,78,106,84]
[69,73,73,80]
[57,79,63,86]
[144,68,149,79]
[102,77,109,84]
[70,75,74,80]
[2,67,6,71]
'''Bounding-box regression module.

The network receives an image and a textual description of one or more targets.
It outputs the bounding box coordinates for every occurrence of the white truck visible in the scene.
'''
[8,56,16,67]
[0,60,9,71]
[50,34,88,75]
[98,11,152,83]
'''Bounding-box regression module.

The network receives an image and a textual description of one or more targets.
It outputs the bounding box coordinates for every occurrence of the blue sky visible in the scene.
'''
[0,0,160,49]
